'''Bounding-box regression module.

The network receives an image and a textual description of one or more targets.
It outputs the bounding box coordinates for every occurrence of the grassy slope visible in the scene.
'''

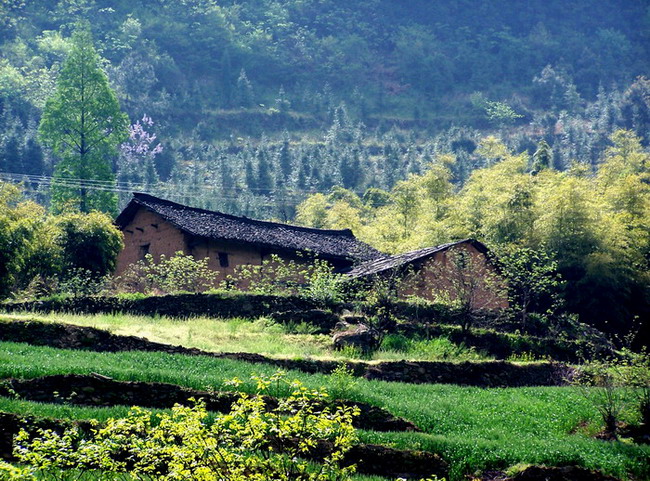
[1,313,490,362]
[1,342,648,480]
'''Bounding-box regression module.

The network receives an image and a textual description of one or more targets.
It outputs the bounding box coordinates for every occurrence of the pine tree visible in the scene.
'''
[39,27,128,215]
[257,152,273,196]
[278,132,292,181]
[532,139,553,172]
[236,69,254,108]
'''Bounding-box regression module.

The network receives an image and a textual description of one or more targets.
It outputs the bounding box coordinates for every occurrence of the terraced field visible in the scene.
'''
[0,313,648,480]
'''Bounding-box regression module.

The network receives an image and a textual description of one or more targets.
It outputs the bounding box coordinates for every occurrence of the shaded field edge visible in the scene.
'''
[0,318,571,387]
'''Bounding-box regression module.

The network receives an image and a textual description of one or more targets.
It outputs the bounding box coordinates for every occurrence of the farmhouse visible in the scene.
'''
[114,193,383,278]
[115,194,506,310]
[344,239,508,310]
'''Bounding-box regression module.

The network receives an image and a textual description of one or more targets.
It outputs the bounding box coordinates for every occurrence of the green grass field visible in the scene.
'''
[1,341,648,480]
[1,312,490,362]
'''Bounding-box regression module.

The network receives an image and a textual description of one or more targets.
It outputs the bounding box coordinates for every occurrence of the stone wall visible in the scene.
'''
[0,319,572,387]
[2,292,334,326]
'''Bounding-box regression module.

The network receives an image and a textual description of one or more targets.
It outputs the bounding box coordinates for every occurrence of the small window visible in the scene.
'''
[139,243,150,260]
[218,252,229,268]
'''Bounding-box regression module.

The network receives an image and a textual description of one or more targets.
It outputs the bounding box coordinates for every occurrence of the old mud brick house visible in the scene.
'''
[344,239,508,310]
[114,193,383,280]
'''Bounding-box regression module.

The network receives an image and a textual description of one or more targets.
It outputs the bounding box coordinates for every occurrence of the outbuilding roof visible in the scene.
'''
[116,193,383,262]
[343,239,489,278]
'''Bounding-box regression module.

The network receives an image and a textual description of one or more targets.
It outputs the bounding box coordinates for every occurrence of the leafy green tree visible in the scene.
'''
[296,193,330,228]
[391,179,421,239]
[484,101,523,127]
[38,27,128,215]
[497,246,563,331]
[0,183,45,298]
[52,210,124,277]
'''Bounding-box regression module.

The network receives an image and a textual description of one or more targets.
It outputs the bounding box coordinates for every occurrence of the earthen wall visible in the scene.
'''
[396,242,508,310]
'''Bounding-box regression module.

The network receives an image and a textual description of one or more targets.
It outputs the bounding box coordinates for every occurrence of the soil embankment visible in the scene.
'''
[0,318,572,387]
[0,374,418,433]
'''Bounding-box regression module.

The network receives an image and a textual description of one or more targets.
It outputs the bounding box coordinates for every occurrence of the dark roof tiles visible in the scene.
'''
[344,239,488,278]
[116,193,383,262]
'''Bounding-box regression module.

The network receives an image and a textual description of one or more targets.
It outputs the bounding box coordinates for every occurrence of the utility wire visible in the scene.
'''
[0,171,308,207]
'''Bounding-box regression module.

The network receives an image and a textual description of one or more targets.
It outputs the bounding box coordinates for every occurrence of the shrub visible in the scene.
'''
[225,253,345,305]
[114,251,219,294]
[52,211,124,278]
[618,351,650,426]
[572,361,629,439]
[328,363,360,400]
[58,268,109,297]
[12,373,360,481]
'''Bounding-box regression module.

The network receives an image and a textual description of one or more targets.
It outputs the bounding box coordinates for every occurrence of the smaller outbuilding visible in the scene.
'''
[344,239,508,311]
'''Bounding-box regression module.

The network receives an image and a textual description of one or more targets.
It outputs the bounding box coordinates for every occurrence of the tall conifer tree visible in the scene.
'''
[39,27,128,215]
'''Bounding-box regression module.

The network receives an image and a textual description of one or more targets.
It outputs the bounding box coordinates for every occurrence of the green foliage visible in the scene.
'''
[0,183,46,298]
[328,363,360,400]
[621,351,650,426]
[224,253,345,306]
[52,211,124,277]
[574,352,650,434]
[58,268,109,297]
[11,373,359,481]
[496,247,563,332]
[572,360,631,438]
[296,129,650,339]
[115,251,219,295]
[0,461,35,481]
[0,190,122,299]
[38,26,128,215]
[483,101,523,126]
[379,335,484,362]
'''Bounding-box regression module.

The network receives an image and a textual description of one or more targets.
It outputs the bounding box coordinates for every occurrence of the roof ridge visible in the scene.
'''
[131,192,356,238]
[345,239,483,277]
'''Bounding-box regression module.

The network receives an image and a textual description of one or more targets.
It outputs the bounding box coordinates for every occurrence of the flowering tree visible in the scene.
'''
[118,114,162,196]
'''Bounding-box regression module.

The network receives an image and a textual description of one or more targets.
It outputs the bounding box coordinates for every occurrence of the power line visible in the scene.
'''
[0,171,308,207]
[0,170,370,196]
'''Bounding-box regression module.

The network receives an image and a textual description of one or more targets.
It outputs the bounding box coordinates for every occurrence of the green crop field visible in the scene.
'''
[1,340,648,480]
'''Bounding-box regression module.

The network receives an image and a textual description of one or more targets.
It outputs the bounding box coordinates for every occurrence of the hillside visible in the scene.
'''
[1,0,649,218]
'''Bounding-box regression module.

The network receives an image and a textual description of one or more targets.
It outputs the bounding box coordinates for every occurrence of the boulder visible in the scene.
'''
[332,323,380,353]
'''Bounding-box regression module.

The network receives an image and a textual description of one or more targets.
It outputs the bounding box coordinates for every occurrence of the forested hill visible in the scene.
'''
[1,0,649,218]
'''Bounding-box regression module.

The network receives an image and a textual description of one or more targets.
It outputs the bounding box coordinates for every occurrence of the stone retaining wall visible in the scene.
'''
[2,293,339,332]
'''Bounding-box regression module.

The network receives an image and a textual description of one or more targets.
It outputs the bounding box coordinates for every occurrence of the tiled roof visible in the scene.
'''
[343,239,488,278]
[116,193,384,262]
